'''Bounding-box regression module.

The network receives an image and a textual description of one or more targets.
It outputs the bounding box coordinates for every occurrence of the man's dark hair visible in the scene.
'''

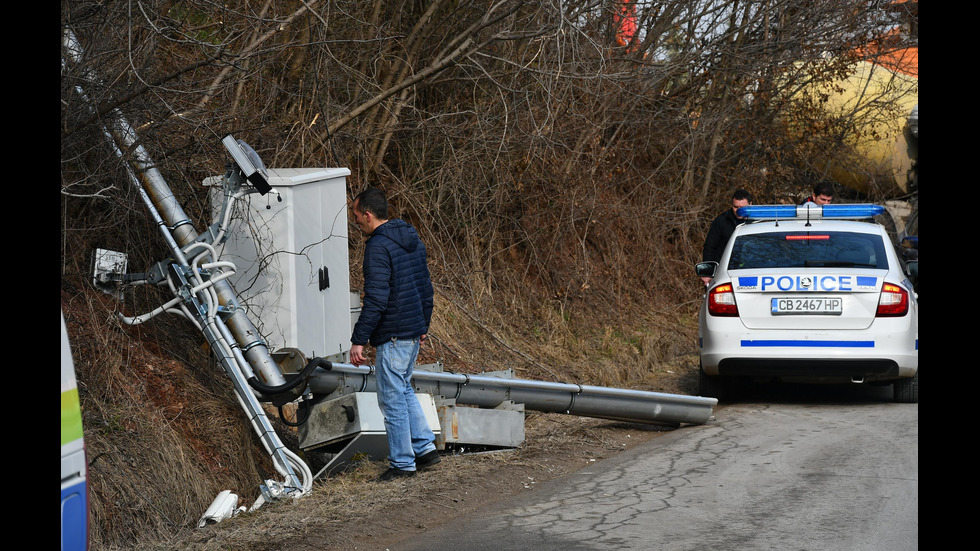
[812,182,835,198]
[354,187,388,219]
[732,188,753,203]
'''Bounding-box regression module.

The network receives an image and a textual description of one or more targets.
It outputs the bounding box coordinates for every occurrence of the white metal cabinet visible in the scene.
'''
[212,167,353,360]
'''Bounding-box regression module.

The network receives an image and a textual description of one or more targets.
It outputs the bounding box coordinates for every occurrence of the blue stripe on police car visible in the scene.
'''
[741,339,875,348]
[737,275,878,291]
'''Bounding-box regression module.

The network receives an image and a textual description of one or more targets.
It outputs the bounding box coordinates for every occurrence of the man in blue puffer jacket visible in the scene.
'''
[349,187,440,481]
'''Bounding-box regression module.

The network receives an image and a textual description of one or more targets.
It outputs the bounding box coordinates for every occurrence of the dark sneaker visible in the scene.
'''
[376,468,416,482]
[416,449,442,469]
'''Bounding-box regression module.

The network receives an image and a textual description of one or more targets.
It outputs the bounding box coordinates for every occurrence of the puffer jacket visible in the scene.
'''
[702,208,741,263]
[351,218,434,347]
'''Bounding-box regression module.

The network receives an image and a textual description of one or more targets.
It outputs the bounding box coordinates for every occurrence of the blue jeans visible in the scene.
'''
[375,337,437,470]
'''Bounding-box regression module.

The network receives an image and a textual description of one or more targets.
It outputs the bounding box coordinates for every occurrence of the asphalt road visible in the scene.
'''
[392,382,918,551]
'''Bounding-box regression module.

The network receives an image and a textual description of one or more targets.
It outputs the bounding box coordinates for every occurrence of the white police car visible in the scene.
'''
[695,204,918,402]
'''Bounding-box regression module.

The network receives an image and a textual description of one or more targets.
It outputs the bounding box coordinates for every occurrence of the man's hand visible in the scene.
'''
[350,344,367,366]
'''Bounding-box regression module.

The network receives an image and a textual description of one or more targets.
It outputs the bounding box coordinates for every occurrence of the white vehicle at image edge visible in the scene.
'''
[695,203,919,403]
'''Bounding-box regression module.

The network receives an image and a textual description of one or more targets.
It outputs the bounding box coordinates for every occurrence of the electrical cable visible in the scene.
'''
[277,397,312,427]
[248,357,332,396]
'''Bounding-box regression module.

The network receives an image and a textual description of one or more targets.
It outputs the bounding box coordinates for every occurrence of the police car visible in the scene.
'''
[695,203,918,403]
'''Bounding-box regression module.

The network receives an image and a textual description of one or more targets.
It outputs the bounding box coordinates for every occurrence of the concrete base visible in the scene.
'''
[298,391,526,477]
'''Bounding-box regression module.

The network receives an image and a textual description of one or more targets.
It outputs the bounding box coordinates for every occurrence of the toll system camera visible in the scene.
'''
[222,134,272,195]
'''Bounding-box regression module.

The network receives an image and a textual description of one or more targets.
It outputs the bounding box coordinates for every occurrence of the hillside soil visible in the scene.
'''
[131,365,700,551]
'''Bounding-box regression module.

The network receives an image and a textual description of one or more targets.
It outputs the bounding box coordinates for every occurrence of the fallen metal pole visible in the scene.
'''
[308,362,717,426]
[63,28,308,498]
[62,29,287,391]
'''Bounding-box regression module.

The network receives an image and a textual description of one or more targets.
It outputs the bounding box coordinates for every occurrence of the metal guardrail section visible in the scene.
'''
[308,362,717,426]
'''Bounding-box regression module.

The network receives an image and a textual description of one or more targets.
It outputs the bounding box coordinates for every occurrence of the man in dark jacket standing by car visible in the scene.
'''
[349,187,440,481]
[700,188,753,285]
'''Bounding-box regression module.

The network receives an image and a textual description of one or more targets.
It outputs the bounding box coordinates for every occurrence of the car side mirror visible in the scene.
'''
[695,261,718,278]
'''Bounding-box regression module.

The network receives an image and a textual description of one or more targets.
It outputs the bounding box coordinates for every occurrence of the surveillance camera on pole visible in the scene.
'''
[222,135,273,196]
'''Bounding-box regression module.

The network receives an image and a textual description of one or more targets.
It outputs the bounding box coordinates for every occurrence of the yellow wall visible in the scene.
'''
[804,54,918,195]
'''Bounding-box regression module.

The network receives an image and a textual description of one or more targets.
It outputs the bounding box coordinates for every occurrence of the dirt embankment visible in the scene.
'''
[139,387,698,551]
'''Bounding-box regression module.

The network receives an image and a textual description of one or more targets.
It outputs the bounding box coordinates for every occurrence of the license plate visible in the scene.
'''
[771,297,843,315]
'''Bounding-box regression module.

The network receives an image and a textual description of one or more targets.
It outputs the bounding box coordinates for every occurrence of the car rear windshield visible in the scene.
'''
[728,231,888,270]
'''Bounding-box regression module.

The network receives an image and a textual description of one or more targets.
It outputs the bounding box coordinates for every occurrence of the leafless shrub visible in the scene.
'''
[61,1,915,547]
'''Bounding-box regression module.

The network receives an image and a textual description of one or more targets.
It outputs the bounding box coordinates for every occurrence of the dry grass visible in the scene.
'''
[64,260,703,549]
[60,3,913,546]
[113,406,693,551]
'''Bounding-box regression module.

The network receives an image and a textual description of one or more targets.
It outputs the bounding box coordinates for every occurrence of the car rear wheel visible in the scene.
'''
[699,362,727,401]
[893,370,918,403]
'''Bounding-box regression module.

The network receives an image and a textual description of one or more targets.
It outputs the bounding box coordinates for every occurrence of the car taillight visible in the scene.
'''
[708,283,739,316]
[876,282,909,317]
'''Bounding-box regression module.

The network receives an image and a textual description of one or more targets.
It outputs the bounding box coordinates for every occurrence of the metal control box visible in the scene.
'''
[435,399,525,449]
[210,168,353,360]
[298,392,442,476]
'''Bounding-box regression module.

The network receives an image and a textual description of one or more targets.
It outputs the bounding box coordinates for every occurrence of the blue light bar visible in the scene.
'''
[737,205,798,219]
[737,204,885,220]
[820,204,885,218]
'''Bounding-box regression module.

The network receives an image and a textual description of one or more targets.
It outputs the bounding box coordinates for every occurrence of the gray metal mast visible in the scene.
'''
[62,28,309,498]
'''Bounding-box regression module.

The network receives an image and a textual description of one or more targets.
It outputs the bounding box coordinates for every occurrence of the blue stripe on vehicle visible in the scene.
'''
[738,276,758,287]
[856,276,877,286]
[741,340,874,348]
